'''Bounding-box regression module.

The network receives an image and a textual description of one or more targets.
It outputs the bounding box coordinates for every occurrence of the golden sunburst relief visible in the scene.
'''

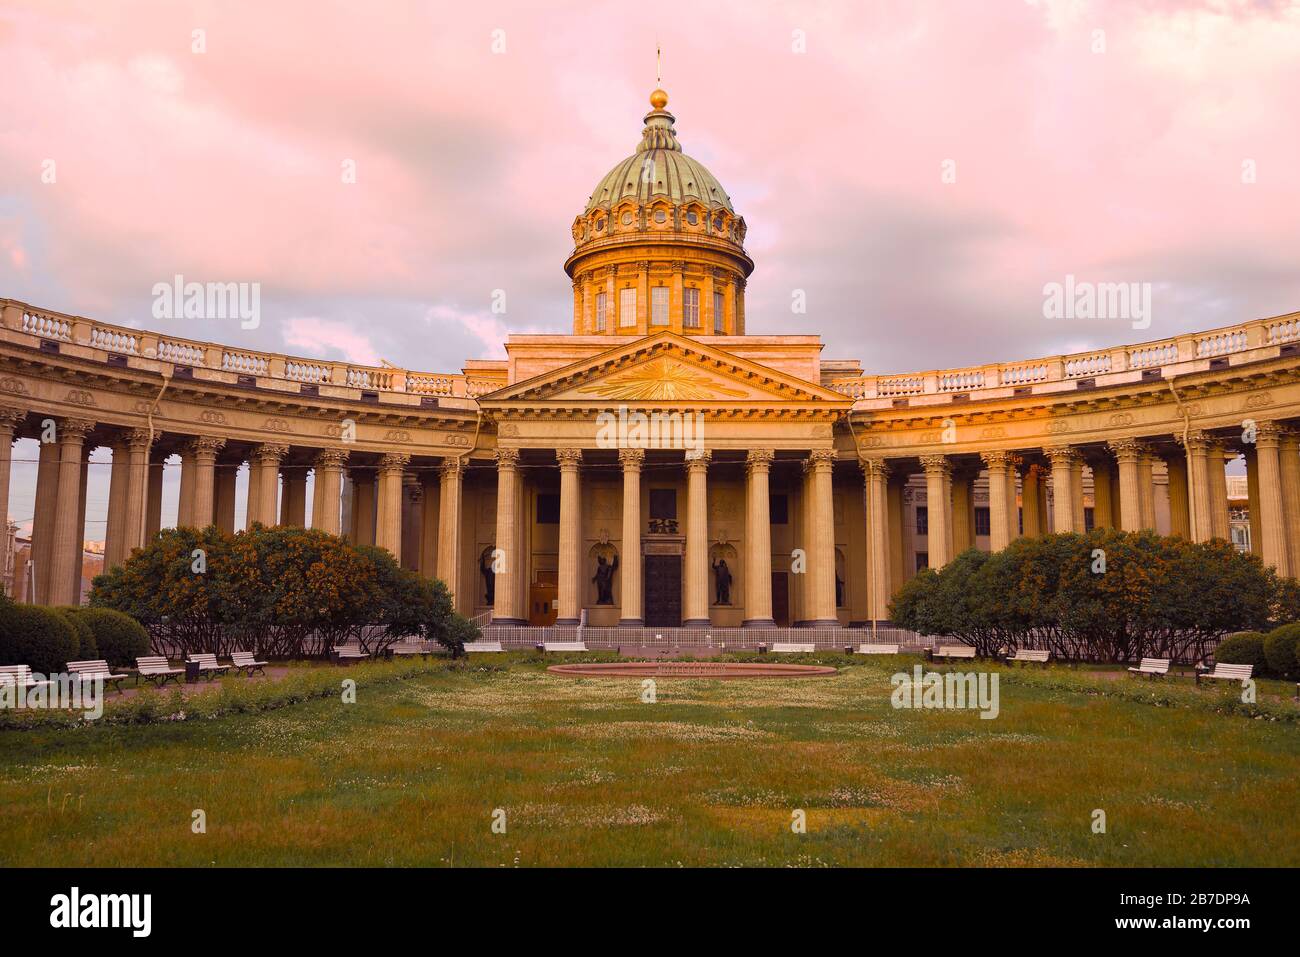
[577,357,748,401]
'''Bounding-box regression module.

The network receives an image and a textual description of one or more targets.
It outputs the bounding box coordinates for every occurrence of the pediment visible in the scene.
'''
[478,333,852,408]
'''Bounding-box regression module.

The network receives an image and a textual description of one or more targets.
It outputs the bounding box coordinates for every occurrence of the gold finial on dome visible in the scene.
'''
[650,88,668,110]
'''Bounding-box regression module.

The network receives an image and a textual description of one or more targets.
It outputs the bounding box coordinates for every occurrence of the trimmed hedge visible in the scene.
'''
[1263,624,1300,678]
[0,600,79,674]
[1214,632,1268,671]
[54,607,97,661]
[70,608,150,666]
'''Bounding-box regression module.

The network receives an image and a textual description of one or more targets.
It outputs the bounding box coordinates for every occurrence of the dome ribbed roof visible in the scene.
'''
[584,93,734,214]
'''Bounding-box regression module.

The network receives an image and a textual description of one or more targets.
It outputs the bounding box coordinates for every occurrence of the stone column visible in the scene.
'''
[636,261,649,331]
[743,449,775,627]
[1207,440,1230,540]
[805,449,838,625]
[702,268,716,332]
[1021,463,1044,537]
[1091,458,1115,529]
[887,473,906,588]
[245,457,262,527]
[1006,458,1021,543]
[1163,450,1190,538]
[618,448,644,626]
[375,453,409,557]
[556,448,584,625]
[214,460,237,533]
[492,448,525,624]
[1108,439,1144,531]
[862,458,891,622]
[101,438,128,569]
[438,459,465,610]
[950,467,975,554]
[0,408,23,585]
[1184,431,1213,542]
[31,437,59,604]
[252,445,286,528]
[280,469,307,528]
[48,418,93,606]
[351,469,376,544]
[920,455,952,566]
[1255,423,1290,575]
[1244,449,1263,555]
[1045,447,1077,534]
[981,451,1013,551]
[1280,431,1300,575]
[145,455,164,541]
[683,449,711,626]
[177,445,197,528]
[189,437,225,529]
[418,470,439,577]
[311,449,347,535]
[1137,452,1156,530]
[122,428,154,556]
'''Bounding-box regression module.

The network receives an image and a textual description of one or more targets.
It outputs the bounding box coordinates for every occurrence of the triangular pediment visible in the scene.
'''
[478,333,852,409]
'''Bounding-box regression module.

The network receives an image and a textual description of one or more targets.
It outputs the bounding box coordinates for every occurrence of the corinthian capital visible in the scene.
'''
[861,457,890,481]
[746,448,775,473]
[618,447,645,470]
[556,448,584,469]
[0,405,26,431]
[188,436,227,460]
[315,448,349,469]
[1044,445,1080,467]
[1106,437,1146,463]
[494,447,520,469]
[254,444,289,464]
[804,448,837,473]
[979,450,1012,470]
[685,448,712,472]
[919,453,951,476]
[58,417,95,442]
[379,452,411,473]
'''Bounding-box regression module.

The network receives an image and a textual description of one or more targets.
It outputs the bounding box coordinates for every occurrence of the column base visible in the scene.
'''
[742,618,777,629]
[618,618,644,628]
[681,618,711,628]
[489,617,528,626]
[553,618,580,626]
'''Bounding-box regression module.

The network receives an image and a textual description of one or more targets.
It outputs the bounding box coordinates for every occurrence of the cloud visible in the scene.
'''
[281,317,381,366]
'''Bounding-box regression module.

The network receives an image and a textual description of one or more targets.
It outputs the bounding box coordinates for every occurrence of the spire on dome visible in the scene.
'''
[638,87,680,153]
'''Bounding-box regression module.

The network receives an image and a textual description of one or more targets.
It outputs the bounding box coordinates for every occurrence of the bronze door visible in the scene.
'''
[644,555,682,627]
[771,572,790,627]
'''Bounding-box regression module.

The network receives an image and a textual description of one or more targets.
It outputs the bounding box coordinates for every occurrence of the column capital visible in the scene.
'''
[556,448,584,469]
[919,453,951,476]
[254,444,289,465]
[979,450,1013,469]
[1044,445,1080,467]
[861,457,890,480]
[439,457,465,479]
[0,405,26,431]
[58,417,95,442]
[618,447,645,470]
[1254,420,1285,448]
[379,452,411,473]
[685,448,712,472]
[804,448,836,473]
[126,427,158,450]
[315,448,349,469]
[1106,437,1147,463]
[494,447,521,469]
[188,436,227,460]
[746,448,775,473]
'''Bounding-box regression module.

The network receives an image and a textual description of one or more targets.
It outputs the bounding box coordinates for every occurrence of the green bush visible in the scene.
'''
[1214,632,1267,670]
[54,607,97,661]
[71,608,151,666]
[0,601,80,674]
[1263,623,1300,678]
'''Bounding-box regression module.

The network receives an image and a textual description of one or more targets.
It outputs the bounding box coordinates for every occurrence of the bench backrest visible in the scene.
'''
[936,646,976,658]
[1210,662,1253,679]
[772,643,816,653]
[464,641,504,652]
[68,659,112,675]
[1012,649,1050,661]
[1138,657,1170,672]
[857,644,900,654]
[230,652,260,665]
[0,664,34,684]
[544,642,587,651]
[137,656,175,672]
[189,653,219,667]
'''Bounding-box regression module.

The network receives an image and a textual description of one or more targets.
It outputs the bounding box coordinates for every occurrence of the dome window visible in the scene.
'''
[596,219,605,231]
[654,210,666,224]
[621,211,633,225]
[686,211,698,225]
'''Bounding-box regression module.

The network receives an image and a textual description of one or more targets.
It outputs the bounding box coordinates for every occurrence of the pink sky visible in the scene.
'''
[2,0,1298,377]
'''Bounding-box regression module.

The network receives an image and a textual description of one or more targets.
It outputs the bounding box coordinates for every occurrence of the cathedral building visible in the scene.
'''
[2,89,1299,628]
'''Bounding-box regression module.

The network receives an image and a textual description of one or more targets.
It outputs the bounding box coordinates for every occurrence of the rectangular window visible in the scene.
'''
[916,506,928,535]
[536,493,560,524]
[713,291,725,332]
[916,552,929,572]
[649,489,677,520]
[974,507,990,536]
[595,292,607,332]
[769,494,788,525]
[1084,507,1095,532]
[651,286,669,325]
[683,287,700,328]
[619,288,636,327]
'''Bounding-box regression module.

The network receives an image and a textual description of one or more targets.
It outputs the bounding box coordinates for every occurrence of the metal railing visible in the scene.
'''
[480,623,931,651]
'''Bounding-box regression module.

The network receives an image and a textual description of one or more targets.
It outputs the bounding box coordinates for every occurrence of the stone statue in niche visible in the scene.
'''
[479,548,496,606]
[592,553,619,605]
[711,558,733,605]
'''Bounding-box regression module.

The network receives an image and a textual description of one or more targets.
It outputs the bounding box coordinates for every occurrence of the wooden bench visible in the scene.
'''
[855,643,901,655]
[1126,657,1170,679]
[67,659,130,693]
[931,646,977,661]
[137,656,184,686]
[0,664,52,691]
[1197,662,1253,686]
[539,641,588,653]
[331,643,370,664]
[390,641,434,657]
[463,640,505,653]
[229,651,267,676]
[1006,648,1051,666]
[186,653,230,680]
[771,643,816,654]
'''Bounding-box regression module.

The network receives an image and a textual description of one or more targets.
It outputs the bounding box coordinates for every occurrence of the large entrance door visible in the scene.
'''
[771,572,790,627]
[644,555,682,627]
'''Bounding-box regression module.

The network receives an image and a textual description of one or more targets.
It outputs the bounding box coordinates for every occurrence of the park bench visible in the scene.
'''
[463,640,504,653]
[331,643,370,664]
[931,646,977,662]
[1196,662,1253,686]
[771,643,816,654]
[855,643,901,655]
[539,641,588,653]
[1006,648,1051,666]
[67,659,130,693]
[229,651,268,676]
[1126,657,1170,679]
[186,653,231,680]
[136,656,185,686]
[390,640,434,657]
[0,664,52,691]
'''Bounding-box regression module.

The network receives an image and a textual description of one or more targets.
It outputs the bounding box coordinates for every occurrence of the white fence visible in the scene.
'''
[479,624,931,651]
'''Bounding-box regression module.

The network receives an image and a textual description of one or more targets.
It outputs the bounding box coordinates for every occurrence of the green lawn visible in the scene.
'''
[1,655,1297,866]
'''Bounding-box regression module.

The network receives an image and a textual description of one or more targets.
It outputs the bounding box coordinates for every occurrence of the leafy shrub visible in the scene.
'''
[0,601,80,673]
[1214,632,1267,670]
[1263,623,1300,678]
[54,607,97,660]
[72,608,150,666]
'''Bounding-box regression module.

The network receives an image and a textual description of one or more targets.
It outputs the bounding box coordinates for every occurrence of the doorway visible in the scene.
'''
[771,572,790,627]
[644,555,682,627]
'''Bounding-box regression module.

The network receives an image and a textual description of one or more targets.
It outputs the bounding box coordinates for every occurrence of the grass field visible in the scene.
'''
[1,654,1297,867]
